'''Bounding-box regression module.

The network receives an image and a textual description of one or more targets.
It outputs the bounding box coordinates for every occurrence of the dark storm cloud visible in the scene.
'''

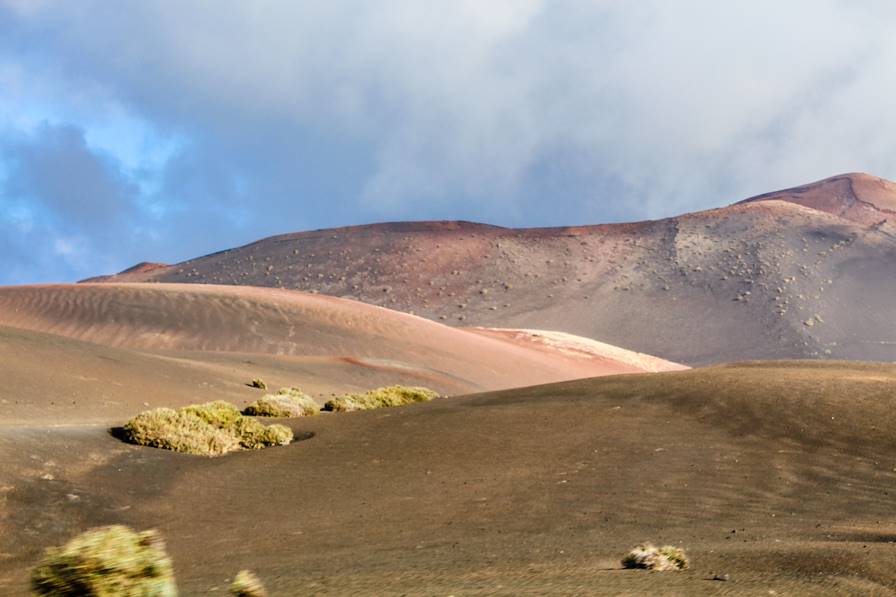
[2,1,896,283]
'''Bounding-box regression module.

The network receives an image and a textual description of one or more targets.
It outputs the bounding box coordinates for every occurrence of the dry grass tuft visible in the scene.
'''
[121,401,293,456]
[31,525,177,596]
[323,385,439,412]
[243,387,319,417]
[231,569,267,596]
[621,543,689,571]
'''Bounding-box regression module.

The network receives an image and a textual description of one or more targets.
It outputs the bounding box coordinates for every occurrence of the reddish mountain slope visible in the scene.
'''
[739,172,896,225]
[88,173,896,364]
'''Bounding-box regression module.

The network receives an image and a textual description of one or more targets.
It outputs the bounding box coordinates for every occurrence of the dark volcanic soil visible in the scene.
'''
[92,173,896,365]
[3,361,896,595]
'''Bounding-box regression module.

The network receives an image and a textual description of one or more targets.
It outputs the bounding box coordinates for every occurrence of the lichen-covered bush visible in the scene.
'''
[122,408,239,457]
[121,401,293,456]
[243,387,319,417]
[31,525,178,596]
[181,401,242,429]
[621,543,689,571]
[255,424,293,447]
[230,416,293,449]
[231,570,267,597]
[323,385,439,412]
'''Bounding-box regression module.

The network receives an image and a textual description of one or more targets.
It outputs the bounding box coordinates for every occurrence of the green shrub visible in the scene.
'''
[322,394,360,413]
[122,408,239,457]
[323,385,439,412]
[621,543,689,571]
[231,570,267,597]
[256,423,293,447]
[243,387,319,417]
[230,417,293,449]
[31,525,178,596]
[180,401,242,429]
[121,401,293,457]
[248,379,267,390]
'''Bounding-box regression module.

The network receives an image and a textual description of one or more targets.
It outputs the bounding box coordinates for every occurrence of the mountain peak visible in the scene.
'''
[738,172,896,224]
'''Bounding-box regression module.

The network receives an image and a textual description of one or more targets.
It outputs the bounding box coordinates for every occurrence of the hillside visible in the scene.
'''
[3,361,896,594]
[88,173,896,365]
[738,172,896,225]
[0,284,683,408]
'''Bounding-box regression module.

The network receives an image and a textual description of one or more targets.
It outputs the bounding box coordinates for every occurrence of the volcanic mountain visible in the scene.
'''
[738,172,896,225]
[90,173,896,365]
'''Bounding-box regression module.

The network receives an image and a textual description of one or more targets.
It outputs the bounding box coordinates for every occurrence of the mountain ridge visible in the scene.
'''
[85,173,896,365]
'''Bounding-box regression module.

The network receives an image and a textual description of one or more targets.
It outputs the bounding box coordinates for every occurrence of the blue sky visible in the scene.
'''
[2,1,896,284]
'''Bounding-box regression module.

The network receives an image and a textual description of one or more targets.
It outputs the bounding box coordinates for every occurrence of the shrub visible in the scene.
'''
[323,385,439,412]
[230,417,293,449]
[243,387,319,417]
[231,570,267,597]
[121,401,293,456]
[122,408,239,457]
[621,543,689,571]
[248,379,267,390]
[31,525,177,596]
[255,424,293,447]
[322,393,361,413]
[181,401,242,429]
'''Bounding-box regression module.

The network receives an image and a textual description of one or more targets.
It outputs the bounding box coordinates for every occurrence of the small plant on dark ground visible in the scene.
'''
[231,569,267,596]
[121,401,293,456]
[323,385,439,412]
[243,387,319,417]
[248,378,267,390]
[31,525,178,596]
[621,543,689,571]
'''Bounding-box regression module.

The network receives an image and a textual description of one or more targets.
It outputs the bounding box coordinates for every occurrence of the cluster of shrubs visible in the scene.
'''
[120,385,439,456]
[122,401,293,457]
[244,384,439,415]
[621,543,689,571]
[32,525,267,596]
[323,385,439,412]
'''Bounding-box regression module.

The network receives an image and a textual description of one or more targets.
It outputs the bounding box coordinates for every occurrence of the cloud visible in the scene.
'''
[0,123,141,282]
[2,1,896,283]
[3,123,138,232]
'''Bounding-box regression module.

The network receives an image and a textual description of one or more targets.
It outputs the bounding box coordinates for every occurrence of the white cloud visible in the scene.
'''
[3,1,896,282]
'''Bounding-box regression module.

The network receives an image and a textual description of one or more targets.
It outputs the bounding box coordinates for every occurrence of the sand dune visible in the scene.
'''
[3,361,896,594]
[0,284,682,404]
[88,173,896,365]
[468,327,688,373]
[0,324,490,425]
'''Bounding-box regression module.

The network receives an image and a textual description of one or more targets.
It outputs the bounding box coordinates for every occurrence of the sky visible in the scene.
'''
[2,1,896,284]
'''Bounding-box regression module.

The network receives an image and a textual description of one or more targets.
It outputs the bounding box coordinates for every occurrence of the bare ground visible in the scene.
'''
[3,361,896,595]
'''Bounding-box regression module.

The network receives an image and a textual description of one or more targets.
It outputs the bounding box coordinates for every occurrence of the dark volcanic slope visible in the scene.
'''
[3,362,896,595]
[93,173,896,365]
